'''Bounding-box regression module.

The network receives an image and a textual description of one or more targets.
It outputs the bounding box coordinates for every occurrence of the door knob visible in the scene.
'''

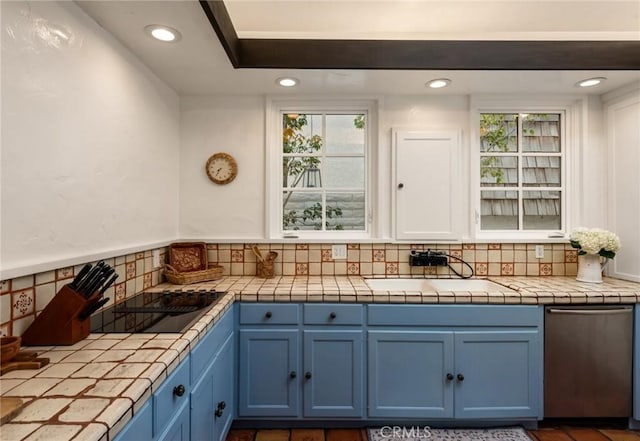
[290,371,297,379]
[457,373,465,382]
[173,384,185,397]
[446,373,454,381]
[398,183,404,189]
[305,372,312,380]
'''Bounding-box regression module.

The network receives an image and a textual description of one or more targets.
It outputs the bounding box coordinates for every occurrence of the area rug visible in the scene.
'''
[367,426,532,441]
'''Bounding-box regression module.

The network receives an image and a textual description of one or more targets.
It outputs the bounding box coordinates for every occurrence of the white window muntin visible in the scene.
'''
[474,109,567,239]
[268,99,375,240]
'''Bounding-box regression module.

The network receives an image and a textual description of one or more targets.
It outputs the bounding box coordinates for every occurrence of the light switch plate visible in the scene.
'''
[331,244,347,260]
[535,245,544,259]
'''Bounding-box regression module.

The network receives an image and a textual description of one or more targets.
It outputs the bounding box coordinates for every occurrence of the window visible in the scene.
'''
[476,111,566,237]
[267,100,375,239]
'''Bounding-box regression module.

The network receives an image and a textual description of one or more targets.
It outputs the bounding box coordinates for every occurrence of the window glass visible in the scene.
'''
[479,112,563,233]
[282,112,367,233]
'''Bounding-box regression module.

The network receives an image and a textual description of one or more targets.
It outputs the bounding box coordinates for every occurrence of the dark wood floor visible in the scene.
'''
[225,424,640,441]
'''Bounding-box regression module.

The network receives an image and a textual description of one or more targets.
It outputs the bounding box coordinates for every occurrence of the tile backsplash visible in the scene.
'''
[1,242,578,337]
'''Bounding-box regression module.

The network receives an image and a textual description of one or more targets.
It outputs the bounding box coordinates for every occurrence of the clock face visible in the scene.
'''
[206,153,237,185]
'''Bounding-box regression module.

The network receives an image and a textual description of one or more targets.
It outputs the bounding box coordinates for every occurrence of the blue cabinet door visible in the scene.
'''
[157,402,190,441]
[302,330,364,418]
[453,331,542,419]
[213,333,235,441]
[368,331,454,418]
[190,361,214,441]
[238,329,299,417]
[114,400,152,441]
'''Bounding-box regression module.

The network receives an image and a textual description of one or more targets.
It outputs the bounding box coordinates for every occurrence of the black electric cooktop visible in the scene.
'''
[90,289,224,333]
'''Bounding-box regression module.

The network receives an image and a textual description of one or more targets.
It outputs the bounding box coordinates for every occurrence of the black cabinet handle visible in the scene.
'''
[218,401,226,410]
[265,311,272,318]
[290,371,297,379]
[457,373,464,382]
[215,408,223,417]
[305,372,312,380]
[398,183,404,189]
[446,373,454,381]
[329,312,337,319]
[173,384,185,397]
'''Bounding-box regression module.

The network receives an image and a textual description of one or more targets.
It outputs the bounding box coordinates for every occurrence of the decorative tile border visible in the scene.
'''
[1,242,581,337]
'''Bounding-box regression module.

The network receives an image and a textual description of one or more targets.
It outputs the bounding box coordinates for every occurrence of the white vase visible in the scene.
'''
[576,253,605,283]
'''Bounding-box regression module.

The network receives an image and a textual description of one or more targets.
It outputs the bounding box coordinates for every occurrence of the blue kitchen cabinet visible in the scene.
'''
[212,333,235,441]
[113,400,152,441]
[190,308,236,441]
[238,328,300,417]
[453,331,541,419]
[367,305,543,421]
[302,330,364,418]
[157,401,190,441]
[368,331,454,418]
[154,356,191,437]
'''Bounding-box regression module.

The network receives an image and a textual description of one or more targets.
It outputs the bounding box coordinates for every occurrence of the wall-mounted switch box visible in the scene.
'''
[535,245,545,259]
[152,250,161,268]
[332,244,347,260]
[409,250,448,267]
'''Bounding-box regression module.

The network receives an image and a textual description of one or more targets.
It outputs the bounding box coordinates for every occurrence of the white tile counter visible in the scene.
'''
[1,276,639,440]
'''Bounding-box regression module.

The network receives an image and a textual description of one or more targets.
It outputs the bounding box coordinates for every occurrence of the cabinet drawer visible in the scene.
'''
[304,304,363,325]
[240,303,299,325]
[191,307,234,382]
[154,356,190,436]
[367,304,541,327]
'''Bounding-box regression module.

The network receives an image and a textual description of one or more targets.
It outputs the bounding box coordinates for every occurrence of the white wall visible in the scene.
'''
[180,95,265,239]
[1,1,180,279]
[604,84,640,281]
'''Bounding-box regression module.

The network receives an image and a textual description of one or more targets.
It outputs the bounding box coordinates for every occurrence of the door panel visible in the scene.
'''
[303,330,363,418]
[454,331,541,419]
[238,329,299,417]
[368,331,454,418]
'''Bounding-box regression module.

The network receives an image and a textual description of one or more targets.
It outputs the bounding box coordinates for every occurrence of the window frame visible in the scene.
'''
[470,97,579,241]
[266,98,377,240]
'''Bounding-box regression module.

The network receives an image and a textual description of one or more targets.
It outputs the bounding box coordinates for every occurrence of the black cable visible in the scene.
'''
[443,253,474,279]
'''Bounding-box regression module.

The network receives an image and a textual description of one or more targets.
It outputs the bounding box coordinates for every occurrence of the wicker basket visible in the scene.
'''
[163,264,224,285]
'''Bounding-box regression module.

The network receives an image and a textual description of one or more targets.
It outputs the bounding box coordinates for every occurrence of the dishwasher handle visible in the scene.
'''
[546,307,632,315]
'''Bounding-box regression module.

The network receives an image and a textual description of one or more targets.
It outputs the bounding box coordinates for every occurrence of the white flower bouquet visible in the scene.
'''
[570,227,621,259]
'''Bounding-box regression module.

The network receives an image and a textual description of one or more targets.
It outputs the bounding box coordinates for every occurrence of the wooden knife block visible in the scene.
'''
[22,285,98,346]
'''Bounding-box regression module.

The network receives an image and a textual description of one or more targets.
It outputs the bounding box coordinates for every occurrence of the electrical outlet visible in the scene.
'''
[331,244,347,260]
[152,250,161,268]
[535,245,545,259]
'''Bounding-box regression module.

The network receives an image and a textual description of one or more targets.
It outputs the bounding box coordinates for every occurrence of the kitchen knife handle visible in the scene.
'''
[78,297,110,321]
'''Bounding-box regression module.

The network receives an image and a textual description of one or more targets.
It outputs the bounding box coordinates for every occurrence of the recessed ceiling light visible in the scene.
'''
[576,77,606,88]
[427,78,451,89]
[277,77,299,87]
[145,25,181,42]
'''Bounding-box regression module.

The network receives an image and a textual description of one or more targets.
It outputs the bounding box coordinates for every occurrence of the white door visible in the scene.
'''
[394,130,461,240]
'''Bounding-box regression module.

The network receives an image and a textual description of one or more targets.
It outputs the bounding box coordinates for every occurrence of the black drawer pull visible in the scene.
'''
[446,373,454,381]
[173,384,185,397]
[290,371,297,379]
[265,311,272,318]
[329,312,337,319]
[457,373,465,382]
[305,372,312,380]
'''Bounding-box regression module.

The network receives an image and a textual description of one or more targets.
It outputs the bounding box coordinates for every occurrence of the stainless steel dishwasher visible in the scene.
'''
[544,305,633,417]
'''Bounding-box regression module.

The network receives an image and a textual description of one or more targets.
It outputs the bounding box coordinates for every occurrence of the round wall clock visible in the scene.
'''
[206,152,238,185]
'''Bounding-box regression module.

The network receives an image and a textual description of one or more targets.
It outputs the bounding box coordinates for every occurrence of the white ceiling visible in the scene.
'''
[76,1,640,96]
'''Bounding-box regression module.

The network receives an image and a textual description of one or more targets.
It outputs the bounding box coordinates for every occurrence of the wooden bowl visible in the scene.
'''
[1,336,21,363]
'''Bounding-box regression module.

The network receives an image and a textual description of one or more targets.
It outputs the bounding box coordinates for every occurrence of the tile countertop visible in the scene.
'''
[1,276,639,441]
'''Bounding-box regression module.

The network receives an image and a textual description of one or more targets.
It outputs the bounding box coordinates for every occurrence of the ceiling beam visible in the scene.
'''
[201,1,640,70]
